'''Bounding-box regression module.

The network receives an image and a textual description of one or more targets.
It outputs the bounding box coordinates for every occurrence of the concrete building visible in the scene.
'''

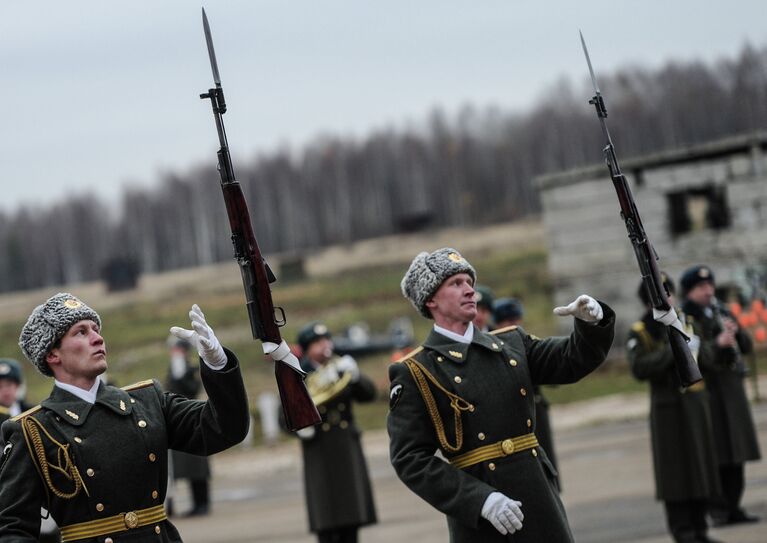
[537,131,767,345]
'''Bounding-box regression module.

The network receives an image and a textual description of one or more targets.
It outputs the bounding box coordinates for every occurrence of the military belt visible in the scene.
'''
[687,381,705,392]
[59,504,167,542]
[450,433,539,470]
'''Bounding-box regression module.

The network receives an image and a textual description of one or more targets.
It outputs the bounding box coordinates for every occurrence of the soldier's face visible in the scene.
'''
[427,273,477,325]
[686,281,715,307]
[306,337,333,364]
[473,306,492,330]
[46,320,107,384]
[0,379,19,407]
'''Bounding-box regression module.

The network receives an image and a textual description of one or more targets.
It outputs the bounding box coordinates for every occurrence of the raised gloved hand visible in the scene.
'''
[262,340,305,374]
[170,304,227,369]
[481,492,524,535]
[335,355,360,383]
[553,294,603,323]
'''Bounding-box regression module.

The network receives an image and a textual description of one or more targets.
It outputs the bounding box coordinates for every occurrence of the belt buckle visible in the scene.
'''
[501,438,515,455]
[124,511,139,529]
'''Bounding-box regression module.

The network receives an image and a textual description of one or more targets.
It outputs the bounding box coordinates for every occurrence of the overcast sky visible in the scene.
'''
[1,1,765,211]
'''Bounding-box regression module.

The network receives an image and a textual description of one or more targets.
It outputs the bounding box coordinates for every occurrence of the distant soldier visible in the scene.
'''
[493,297,560,490]
[0,358,30,421]
[295,322,377,543]
[0,293,251,542]
[627,274,721,543]
[680,266,761,525]
[165,337,211,517]
[472,285,495,332]
[389,248,614,542]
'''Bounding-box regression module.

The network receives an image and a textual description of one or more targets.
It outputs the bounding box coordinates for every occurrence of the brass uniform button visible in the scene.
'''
[130,398,136,403]
[492,343,499,350]
[437,356,444,362]
[86,468,95,477]
[520,388,527,397]
[468,405,475,412]
[488,462,496,471]
[532,449,538,457]
[454,376,462,384]
[509,359,518,367]
[318,405,327,414]
[339,420,349,429]
[338,403,346,412]
[152,490,159,499]
[138,420,147,428]
[148,453,157,462]
[527,419,532,428]
[478,432,486,441]
[501,439,515,455]
[155,526,161,534]
[74,437,82,444]
[96,503,104,512]
[322,423,331,432]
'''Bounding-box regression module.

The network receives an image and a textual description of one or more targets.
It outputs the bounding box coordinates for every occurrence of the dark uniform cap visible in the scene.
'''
[637,272,676,306]
[0,358,22,384]
[474,285,495,311]
[401,248,477,318]
[297,321,332,351]
[18,292,102,377]
[167,334,193,352]
[680,265,715,294]
[493,297,524,324]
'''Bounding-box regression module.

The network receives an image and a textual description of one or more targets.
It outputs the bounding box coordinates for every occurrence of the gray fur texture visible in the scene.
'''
[18,293,101,376]
[401,248,477,318]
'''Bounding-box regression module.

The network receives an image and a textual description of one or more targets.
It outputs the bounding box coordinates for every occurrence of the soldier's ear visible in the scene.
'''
[425,298,437,310]
[46,349,61,368]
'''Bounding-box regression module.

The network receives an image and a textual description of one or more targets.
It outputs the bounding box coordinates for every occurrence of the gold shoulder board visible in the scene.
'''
[395,346,424,364]
[0,405,10,416]
[490,325,518,335]
[122,379,155,392]
[10,405,42,422]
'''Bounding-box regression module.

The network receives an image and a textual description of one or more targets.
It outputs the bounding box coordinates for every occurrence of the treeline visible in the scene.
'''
[1,43,767,292]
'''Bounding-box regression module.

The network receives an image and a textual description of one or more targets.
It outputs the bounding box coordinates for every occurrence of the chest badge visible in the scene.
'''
[119,400,126,412]
[65,410,79,421]
[448,351,463,359]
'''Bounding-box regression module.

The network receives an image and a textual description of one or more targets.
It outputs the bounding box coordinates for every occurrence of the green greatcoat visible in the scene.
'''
[388,303,615,543]
[298,360,378,534]
[627,312,720,502]
[0,349,249,542]
[682,300,761,465]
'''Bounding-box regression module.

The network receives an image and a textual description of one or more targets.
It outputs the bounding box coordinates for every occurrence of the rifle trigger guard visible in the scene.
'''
[274,306,287,327]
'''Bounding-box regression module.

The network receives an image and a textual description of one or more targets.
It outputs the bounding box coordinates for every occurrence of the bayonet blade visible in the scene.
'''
[579,30,600,95]
[202,8,222,86]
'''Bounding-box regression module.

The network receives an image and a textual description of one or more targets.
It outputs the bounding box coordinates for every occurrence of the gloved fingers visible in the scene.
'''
[552,301,576,317]
[198,335,215,353]
[192,320,213,341]
[190,304,206,323]
[511,501,524,522]
[579,295,602,319]
[506,503,524,529]
[169,326,196,342]
[489,516,508,535]
[498,509,517,534]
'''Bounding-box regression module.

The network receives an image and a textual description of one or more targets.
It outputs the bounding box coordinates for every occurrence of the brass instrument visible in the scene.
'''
[306,358,353,407]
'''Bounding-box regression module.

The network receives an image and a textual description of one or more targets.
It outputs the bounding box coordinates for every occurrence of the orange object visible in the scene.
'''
[729,302,743,317]
[752,299,765,313]
[738,313,752,328]
[754,326,767,343]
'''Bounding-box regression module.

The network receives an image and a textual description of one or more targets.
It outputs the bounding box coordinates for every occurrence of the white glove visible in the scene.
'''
[335,355,360,383]
[687,334,701,356]
[652,307,689,338]
[170,304,227,369]
[553,294,603,323]
[481,492,524,535]
[262,340,305,374]
[296,426,316,440]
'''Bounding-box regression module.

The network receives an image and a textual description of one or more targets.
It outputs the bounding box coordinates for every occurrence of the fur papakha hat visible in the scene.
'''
[18,292,101,376]
[401,248,477,318]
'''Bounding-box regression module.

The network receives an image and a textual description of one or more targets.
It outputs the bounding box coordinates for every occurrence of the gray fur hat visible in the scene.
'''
[401,248,477,318]
[18,293,101,376]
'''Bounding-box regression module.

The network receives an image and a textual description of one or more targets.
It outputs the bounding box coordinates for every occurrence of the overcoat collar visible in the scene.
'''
[42,381,133,426]
[424,328,505,364]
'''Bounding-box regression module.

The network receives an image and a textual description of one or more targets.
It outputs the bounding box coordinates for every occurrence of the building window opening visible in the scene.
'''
[667,184,730,236]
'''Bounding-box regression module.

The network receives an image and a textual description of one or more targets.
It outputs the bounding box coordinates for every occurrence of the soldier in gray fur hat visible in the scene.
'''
[389,248,615,543]
[0,292,257,542]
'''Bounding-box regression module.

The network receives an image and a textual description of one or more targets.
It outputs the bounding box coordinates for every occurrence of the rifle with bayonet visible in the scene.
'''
[579,32,702,388]
[198,8,321,430]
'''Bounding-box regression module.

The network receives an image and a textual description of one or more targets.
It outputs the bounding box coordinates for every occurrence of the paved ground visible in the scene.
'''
[172,394,767,543]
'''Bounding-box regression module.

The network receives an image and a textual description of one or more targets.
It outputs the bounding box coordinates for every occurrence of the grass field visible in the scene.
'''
[0,223,667,440]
